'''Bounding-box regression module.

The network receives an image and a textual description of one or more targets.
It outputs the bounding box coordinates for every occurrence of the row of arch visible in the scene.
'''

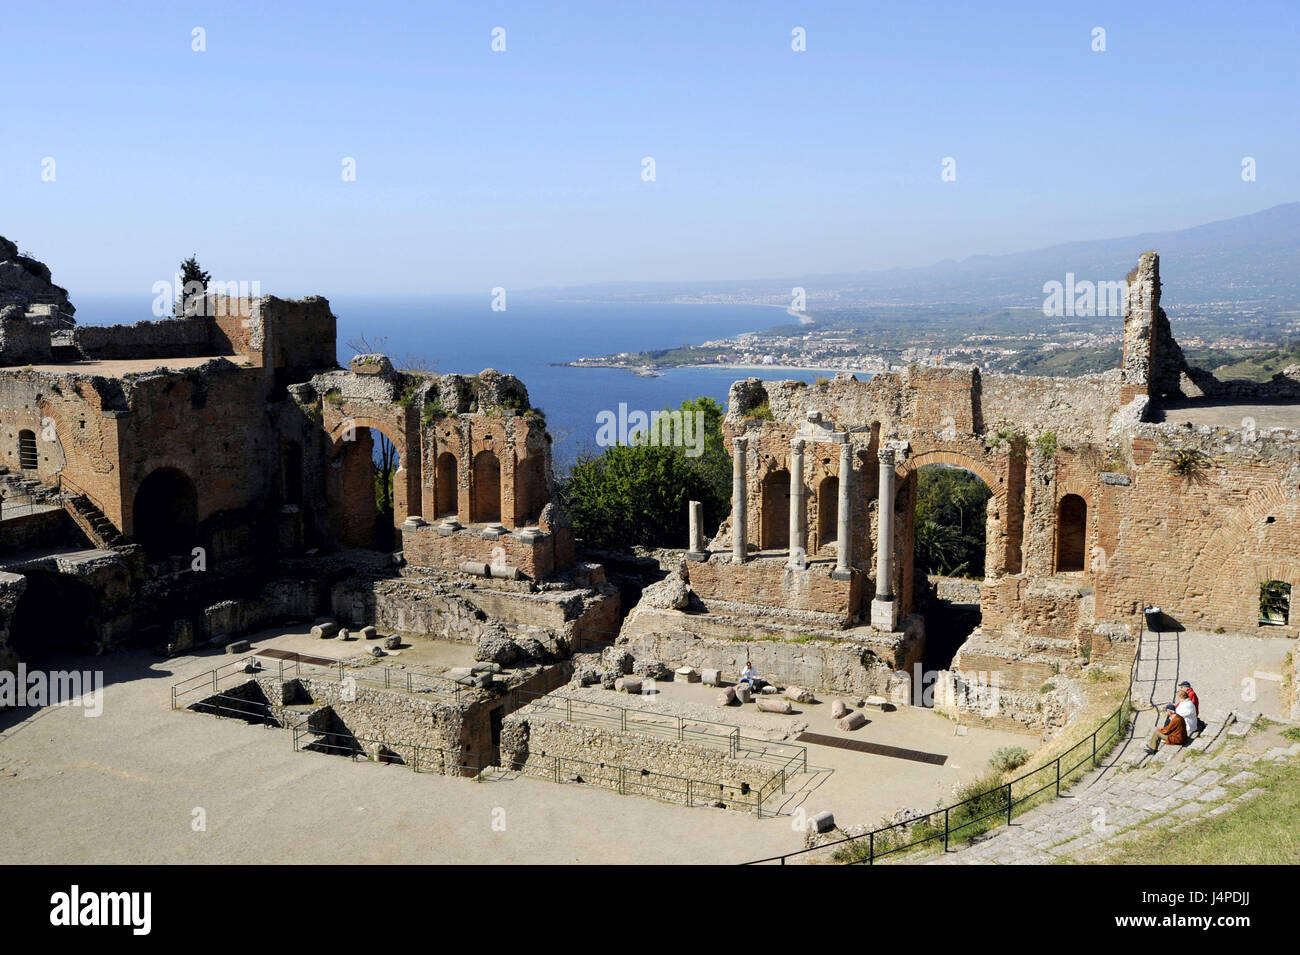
[756,469,838,552]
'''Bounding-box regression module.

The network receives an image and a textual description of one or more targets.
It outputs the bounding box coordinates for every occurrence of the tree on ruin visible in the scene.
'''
[177,255,211,317]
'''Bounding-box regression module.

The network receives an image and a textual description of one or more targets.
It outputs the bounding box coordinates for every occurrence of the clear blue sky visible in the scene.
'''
[3,0,1297,299]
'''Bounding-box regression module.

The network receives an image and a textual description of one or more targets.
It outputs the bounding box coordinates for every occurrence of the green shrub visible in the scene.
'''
[989,746,1030,773]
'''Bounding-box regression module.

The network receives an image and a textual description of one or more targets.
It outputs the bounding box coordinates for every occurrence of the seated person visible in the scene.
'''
[1145,703,1188,753]
[1178,681,1200,732]
[738,660,765,692]
[1175,686,1200,737]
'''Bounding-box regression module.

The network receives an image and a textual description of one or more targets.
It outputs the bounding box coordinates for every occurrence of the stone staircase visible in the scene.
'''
[61,493,126,549]
[923,722,1298,864]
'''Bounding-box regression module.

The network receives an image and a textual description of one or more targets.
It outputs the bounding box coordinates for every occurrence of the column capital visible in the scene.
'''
[790,437,805,453]
[830,431,848,445]
[877,447,896,466]
[733,435,749,451]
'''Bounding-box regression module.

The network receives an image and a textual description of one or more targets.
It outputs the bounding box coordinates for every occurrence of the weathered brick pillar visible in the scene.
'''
[871,447,900,630]
[787,438,806,569]
[833,433,852,577]
[732,436,749,562]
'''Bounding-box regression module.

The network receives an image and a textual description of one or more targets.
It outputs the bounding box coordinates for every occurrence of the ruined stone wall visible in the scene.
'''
[0,507,79,555]
[1092,426,1300,635]
[0,371,121,516]
[0,308,53,364]
[687,556,859,619]
[401,523,558,580]
[116,361,278,559]
[72,318,215,361]
[500,701,770,803]
[618,607,923,696]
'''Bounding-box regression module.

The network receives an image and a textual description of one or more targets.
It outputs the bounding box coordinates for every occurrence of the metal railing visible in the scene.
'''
[509,686,809,770]
[170,652,472,710]
[744,631,1144,864]
[510,751,780,814]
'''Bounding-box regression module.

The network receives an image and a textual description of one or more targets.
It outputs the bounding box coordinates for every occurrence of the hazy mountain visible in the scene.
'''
[541,203,1300,309]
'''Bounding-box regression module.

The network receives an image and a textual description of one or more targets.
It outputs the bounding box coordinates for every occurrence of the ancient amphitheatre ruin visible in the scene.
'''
[1,236,1297,864]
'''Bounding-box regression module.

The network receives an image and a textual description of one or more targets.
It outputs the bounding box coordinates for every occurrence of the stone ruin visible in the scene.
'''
[0,238,618,698]
[619,252,1300,731]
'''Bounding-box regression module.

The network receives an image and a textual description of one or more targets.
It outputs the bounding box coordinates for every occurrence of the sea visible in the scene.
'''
[74,295,830,471]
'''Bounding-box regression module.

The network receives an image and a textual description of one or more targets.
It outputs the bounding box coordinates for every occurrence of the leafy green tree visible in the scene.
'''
[561,396,731,549]
[914,467,990,577]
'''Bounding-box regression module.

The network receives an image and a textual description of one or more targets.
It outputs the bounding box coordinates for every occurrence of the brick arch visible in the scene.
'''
[1253,561,1300,589]
[328,415,408,461]
[326,415,421,522]
[896,448,1004,504]
[896,446,1012,578]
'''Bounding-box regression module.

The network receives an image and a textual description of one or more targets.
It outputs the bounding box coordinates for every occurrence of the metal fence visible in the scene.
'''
[511,750,790,815]
[170,652,470,712]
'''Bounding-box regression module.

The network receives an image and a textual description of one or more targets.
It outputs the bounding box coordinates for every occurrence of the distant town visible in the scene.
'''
[569,298,1300,382]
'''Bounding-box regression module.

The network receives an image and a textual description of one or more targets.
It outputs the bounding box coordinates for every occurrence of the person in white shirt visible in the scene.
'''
[1175,687,1199,737]
[739,661,759,689]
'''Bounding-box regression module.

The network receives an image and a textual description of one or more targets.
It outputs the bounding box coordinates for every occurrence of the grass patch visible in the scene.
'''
[1089,752,1300,864]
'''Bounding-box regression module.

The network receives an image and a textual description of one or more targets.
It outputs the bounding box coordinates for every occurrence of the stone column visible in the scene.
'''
[832,434,852,578]
[787,438,806,569]
[731,436,749,562]
[871,447,900,631]
[687,500,706,560]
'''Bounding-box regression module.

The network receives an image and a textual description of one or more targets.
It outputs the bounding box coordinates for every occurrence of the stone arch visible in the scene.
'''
[472,449,502,524]
[760,468,790,550]
[327,417,420,521]
[897,446,1007,580]
[816,474,839,551]
[1055,493,1087,572]
[434,451,458,519]
[896,448,1002,499]
[17,429,37,471]
[132,467,198,559]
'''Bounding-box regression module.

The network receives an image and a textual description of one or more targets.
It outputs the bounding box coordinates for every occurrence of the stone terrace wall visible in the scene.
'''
[500,702,771,806]
[73,317,220,360]
[618,607,921,696]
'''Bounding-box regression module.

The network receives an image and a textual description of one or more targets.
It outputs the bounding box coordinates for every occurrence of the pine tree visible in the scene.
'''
[177,255,211,316]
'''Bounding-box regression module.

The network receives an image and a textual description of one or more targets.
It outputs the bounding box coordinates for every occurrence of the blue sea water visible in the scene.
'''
[75,294,826,470]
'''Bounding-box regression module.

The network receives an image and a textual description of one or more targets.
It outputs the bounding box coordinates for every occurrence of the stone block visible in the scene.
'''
[734,683,753,704]
[616,676,643,695]
[830,699,848,719]
[837,711,867,731]
[716,686,737,706]
[383,635,401,650]
[674,666,700,683]
[810,811,836,833]
[756,697,793,715]
[701,668,722,686]
[360,626,378,639]
[225,639,250,654]
[311,621,339,638]
[784,685,814,704]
